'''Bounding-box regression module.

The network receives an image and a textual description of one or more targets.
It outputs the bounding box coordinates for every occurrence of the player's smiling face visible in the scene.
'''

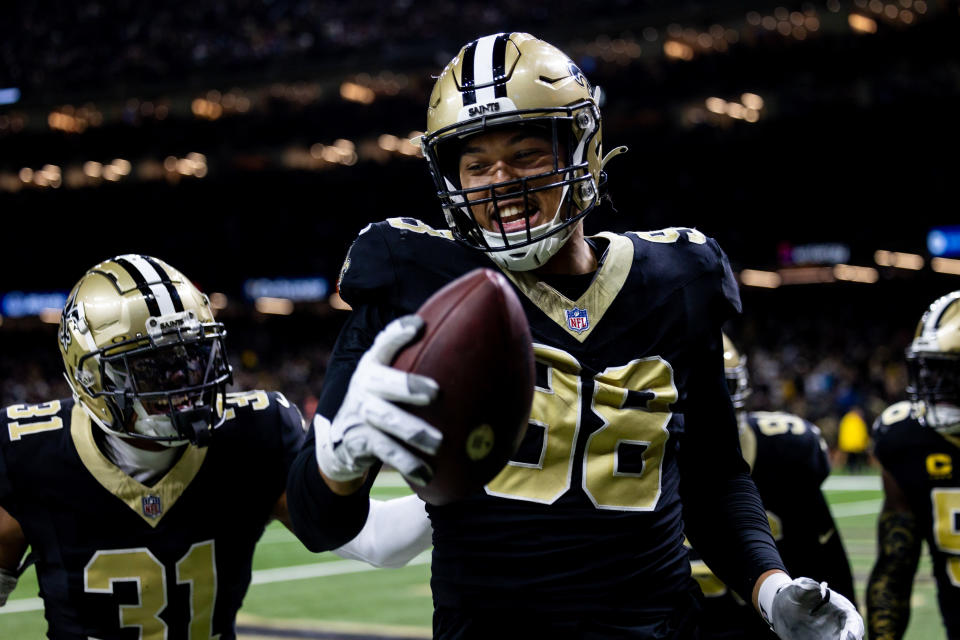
[457,127,565,235]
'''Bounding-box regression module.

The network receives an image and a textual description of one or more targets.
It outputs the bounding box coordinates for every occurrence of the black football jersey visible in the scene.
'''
[332,217,753,617]
[0,391,304,640]
[692,411,855,640]
[873,400,960,637]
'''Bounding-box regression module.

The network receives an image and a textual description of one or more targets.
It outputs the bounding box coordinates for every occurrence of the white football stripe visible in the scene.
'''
[120,254,176,315]
[473,34,498,104]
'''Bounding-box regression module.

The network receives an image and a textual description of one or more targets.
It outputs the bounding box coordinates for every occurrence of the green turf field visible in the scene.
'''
[0,472,948,639]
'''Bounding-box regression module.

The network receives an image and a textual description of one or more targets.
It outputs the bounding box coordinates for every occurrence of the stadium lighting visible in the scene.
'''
[741,93,764,110]
[874,250,924,270]
[0,88,20,105]
[932,258,960,276]
[255,297,294,315]
[778,266,835,285]
[834,264,879,283]
[83,161,103,178]
[849,14,878,33]
[663,41,694,61]
[340,82,375,104]
[705,97,726,114]
[739,269,782,288]
[378,134,399,151]
[209,293,228,310]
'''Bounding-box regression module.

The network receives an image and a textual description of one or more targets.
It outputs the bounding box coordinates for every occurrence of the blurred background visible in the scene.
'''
[1,0,959,466]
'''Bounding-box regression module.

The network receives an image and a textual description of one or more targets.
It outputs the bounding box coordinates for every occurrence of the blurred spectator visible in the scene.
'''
[836,407,871,473]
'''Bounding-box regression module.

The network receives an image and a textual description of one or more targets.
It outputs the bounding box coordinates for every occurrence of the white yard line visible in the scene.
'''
[822,475,882,491]
[0,552,432,615]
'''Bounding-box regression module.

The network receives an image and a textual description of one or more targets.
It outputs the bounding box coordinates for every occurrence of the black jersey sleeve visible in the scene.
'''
[285,303,397,551]
[0,441,13,513]
[679,330,786,604]
[337,222,397,307]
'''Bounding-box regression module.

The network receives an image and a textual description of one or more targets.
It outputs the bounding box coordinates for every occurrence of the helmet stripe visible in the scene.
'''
[141,255,185,313]
[114,255,177,316]
[460,40,478,106]
[492,33,509,98]
[114,256,162,316]
[472,34,498,104]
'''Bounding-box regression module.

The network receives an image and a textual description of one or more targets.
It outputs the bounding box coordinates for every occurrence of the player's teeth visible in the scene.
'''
[499,205,528,221]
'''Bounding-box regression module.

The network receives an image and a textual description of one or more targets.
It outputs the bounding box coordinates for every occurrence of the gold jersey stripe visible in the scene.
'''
[70,404,208,528]
[495,232,632,342]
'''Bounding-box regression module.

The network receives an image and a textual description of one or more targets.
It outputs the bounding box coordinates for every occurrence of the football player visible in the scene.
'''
[691,334,857,639]
[0,255,431,638]
[286,33,863,639]
[867,290,960,640]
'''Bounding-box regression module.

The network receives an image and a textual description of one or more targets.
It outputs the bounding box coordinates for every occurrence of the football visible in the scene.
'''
[392,268,534,505]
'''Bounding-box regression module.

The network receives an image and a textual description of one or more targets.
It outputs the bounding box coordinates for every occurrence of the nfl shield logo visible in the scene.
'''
[565,307,590,334]
[142,495,163,519]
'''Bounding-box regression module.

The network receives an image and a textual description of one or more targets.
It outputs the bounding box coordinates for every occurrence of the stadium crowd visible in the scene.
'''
[0,293,917,466]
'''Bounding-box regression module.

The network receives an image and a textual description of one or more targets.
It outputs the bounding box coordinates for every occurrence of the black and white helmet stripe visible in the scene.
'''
[114,254,185,316]
[460,33,510,107]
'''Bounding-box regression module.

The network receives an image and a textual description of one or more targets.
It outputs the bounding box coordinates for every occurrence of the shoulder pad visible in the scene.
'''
[626,227,741,319]
[874,401,914,435]
[336,218,485,312]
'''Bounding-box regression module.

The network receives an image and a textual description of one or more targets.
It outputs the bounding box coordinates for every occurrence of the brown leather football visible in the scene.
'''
[392,267,534,505]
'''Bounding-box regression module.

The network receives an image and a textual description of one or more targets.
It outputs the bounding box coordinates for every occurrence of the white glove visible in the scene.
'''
[315,315,441,486]
[760,574,864,640]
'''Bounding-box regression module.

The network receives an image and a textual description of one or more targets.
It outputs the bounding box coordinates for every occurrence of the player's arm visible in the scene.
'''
[866,469,922,640]
[285,305,440,551]
[680,331,862,639]
[679,330,785,604]
[331,495,432,568]
[0,505,27,606]
[272,489,432,568]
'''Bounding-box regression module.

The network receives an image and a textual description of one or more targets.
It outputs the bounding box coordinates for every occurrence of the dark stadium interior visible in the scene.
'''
[2,0,958,452]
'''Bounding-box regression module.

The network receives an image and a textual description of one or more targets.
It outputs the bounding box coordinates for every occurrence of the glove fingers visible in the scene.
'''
[362,429,434,486]
[367,315,424,364]
[361,395,442,455]
[363,361,438,406]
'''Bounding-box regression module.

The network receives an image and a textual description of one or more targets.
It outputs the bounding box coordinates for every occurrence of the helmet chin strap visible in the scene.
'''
[131,401,193,447]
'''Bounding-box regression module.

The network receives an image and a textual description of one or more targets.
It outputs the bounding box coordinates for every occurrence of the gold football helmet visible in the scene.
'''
[722,333,751,409]
[421,32,625,271]
[906,290,960,433]
[58,255,231,446]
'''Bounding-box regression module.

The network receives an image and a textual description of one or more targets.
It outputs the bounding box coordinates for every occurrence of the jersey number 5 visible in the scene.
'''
[933,488,960,588]
[485,344,676,511]
[84,540,219,639]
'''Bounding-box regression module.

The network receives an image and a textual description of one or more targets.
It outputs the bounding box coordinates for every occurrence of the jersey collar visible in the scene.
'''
[71,403,208,527]
[494,232,632,343]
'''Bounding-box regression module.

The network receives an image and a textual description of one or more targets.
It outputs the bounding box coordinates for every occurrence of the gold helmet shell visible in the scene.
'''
[421,32,621,271]
[722,333,751,409]
[906,290,960,432]
[58,255,231,446]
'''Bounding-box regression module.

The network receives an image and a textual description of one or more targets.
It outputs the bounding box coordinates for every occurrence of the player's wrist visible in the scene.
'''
[313,414,367,485]
[757,570,792,628]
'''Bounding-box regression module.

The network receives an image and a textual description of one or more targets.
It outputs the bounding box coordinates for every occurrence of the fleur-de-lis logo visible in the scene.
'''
[58,291,79,350]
